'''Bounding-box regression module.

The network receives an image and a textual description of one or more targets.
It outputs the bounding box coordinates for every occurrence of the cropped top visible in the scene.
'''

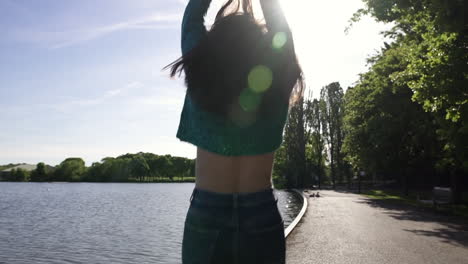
[176,0,290,156]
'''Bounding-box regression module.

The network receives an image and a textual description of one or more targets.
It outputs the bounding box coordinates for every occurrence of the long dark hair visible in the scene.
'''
[166,0,304,118]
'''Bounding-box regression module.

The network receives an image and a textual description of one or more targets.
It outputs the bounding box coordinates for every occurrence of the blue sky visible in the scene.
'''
[0,0,390,166]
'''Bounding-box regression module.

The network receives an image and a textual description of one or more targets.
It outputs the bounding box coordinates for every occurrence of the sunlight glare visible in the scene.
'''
[212,0,391,99]
[276,0,391,98]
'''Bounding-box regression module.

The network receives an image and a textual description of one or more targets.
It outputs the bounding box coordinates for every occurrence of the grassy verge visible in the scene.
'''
[125,177,195,183]
[362,189,468,219]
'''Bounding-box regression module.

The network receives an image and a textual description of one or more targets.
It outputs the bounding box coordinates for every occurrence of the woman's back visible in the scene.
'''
[195,147,275,193]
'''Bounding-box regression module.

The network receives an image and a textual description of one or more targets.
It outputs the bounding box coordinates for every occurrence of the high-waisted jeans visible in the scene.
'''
[182,187,286,264]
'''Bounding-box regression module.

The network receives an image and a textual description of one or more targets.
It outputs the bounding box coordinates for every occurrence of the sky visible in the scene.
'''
[0,0,391,166]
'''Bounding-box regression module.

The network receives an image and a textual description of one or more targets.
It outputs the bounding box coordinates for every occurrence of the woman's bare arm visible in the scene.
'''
[259,0,291,34]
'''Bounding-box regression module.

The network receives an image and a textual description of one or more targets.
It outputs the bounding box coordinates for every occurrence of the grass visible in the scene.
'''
[362,189,468,219]
[126,176,195,183]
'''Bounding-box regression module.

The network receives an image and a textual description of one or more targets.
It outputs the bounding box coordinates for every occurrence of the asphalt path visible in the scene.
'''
[286,190,468,264]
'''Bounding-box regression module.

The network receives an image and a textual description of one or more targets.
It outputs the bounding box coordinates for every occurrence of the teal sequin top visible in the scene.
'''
[176,0,290,156]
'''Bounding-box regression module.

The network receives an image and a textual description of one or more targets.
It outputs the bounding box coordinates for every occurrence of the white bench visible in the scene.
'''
[433,187,452,207]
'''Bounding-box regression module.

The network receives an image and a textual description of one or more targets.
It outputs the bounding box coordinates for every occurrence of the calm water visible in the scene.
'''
[0,182,302,264]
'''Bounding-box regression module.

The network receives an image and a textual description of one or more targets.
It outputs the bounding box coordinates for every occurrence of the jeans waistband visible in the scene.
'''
[190,187,278,207]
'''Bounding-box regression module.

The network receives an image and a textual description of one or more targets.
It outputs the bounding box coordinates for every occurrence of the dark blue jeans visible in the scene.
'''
[182,187,285,264]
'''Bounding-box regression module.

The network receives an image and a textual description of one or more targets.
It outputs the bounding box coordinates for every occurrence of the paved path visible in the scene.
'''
[286,190,468,264]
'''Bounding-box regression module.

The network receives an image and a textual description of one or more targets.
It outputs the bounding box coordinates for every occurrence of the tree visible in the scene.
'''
[283,96,309,188]
[171,156,190,179]
[83,162,103,182]
[53,158,86,182]
[30,162,48,182]
[148,155,171,180]
[273,145,288,188]
[320,82,345,188]
[348,0,467,202]
[306,98,327,188]
[8,168,30,182]
[343,42,441,193]
[130,155,150,182]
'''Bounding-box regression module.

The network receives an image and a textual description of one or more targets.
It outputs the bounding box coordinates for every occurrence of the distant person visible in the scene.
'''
[166,0,303,263]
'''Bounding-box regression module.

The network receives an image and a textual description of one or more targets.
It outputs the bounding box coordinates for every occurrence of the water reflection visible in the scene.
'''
[0,182,302,264]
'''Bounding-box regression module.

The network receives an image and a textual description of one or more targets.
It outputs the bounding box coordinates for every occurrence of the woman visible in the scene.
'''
[166,0,303,263]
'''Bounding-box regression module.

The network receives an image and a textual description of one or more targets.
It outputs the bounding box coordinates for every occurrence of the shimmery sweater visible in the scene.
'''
[176,0,290,156]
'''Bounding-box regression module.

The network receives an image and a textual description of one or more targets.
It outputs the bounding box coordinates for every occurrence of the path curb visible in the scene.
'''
[284,189,308,238]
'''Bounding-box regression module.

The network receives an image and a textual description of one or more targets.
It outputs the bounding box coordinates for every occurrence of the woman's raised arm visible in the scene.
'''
[259,0,291,35]
[181,0,213,55]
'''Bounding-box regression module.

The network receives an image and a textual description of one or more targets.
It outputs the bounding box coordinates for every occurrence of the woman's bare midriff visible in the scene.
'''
[195,147,275,193]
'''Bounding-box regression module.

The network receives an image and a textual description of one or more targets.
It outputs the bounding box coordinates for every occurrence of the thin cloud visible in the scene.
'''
[104,81,143,97]
[106,89,122,97]
[129,95,181,107]
[41,81,146,113]
[51,13,181,48]
[39,80,183,114]
[125,81,144,89]
[6,13,181,49]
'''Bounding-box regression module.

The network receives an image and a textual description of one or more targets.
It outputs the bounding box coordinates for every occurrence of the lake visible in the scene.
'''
[0,182,302,263]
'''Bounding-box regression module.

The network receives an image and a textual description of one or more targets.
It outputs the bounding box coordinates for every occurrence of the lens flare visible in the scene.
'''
[228,101,257,127]
[239,88,262,112]
[248,65,273,93]
[272,32,287,50]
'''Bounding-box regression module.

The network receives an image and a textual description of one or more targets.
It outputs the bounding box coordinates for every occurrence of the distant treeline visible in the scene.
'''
[0,153,195,183]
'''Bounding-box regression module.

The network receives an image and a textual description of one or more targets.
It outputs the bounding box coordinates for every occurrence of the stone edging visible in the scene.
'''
[284,189,308,238]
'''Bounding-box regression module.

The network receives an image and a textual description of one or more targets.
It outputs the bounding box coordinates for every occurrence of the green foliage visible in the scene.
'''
[272,145,288,188]
[130,154,150,181]
[274,86,347,189]
[343,0,467,201]
[363,189,468,219]
[81,153,195,183]
[343,42,442,189]
[1,153,196,183]
[7,168,30,182]
[350,0,467,172]
[320,82,347,187]
[52,158,86,182]
[150,155,171,179]
[303,98,328,187]
[282,97,307,188]
[30,162,49,182]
